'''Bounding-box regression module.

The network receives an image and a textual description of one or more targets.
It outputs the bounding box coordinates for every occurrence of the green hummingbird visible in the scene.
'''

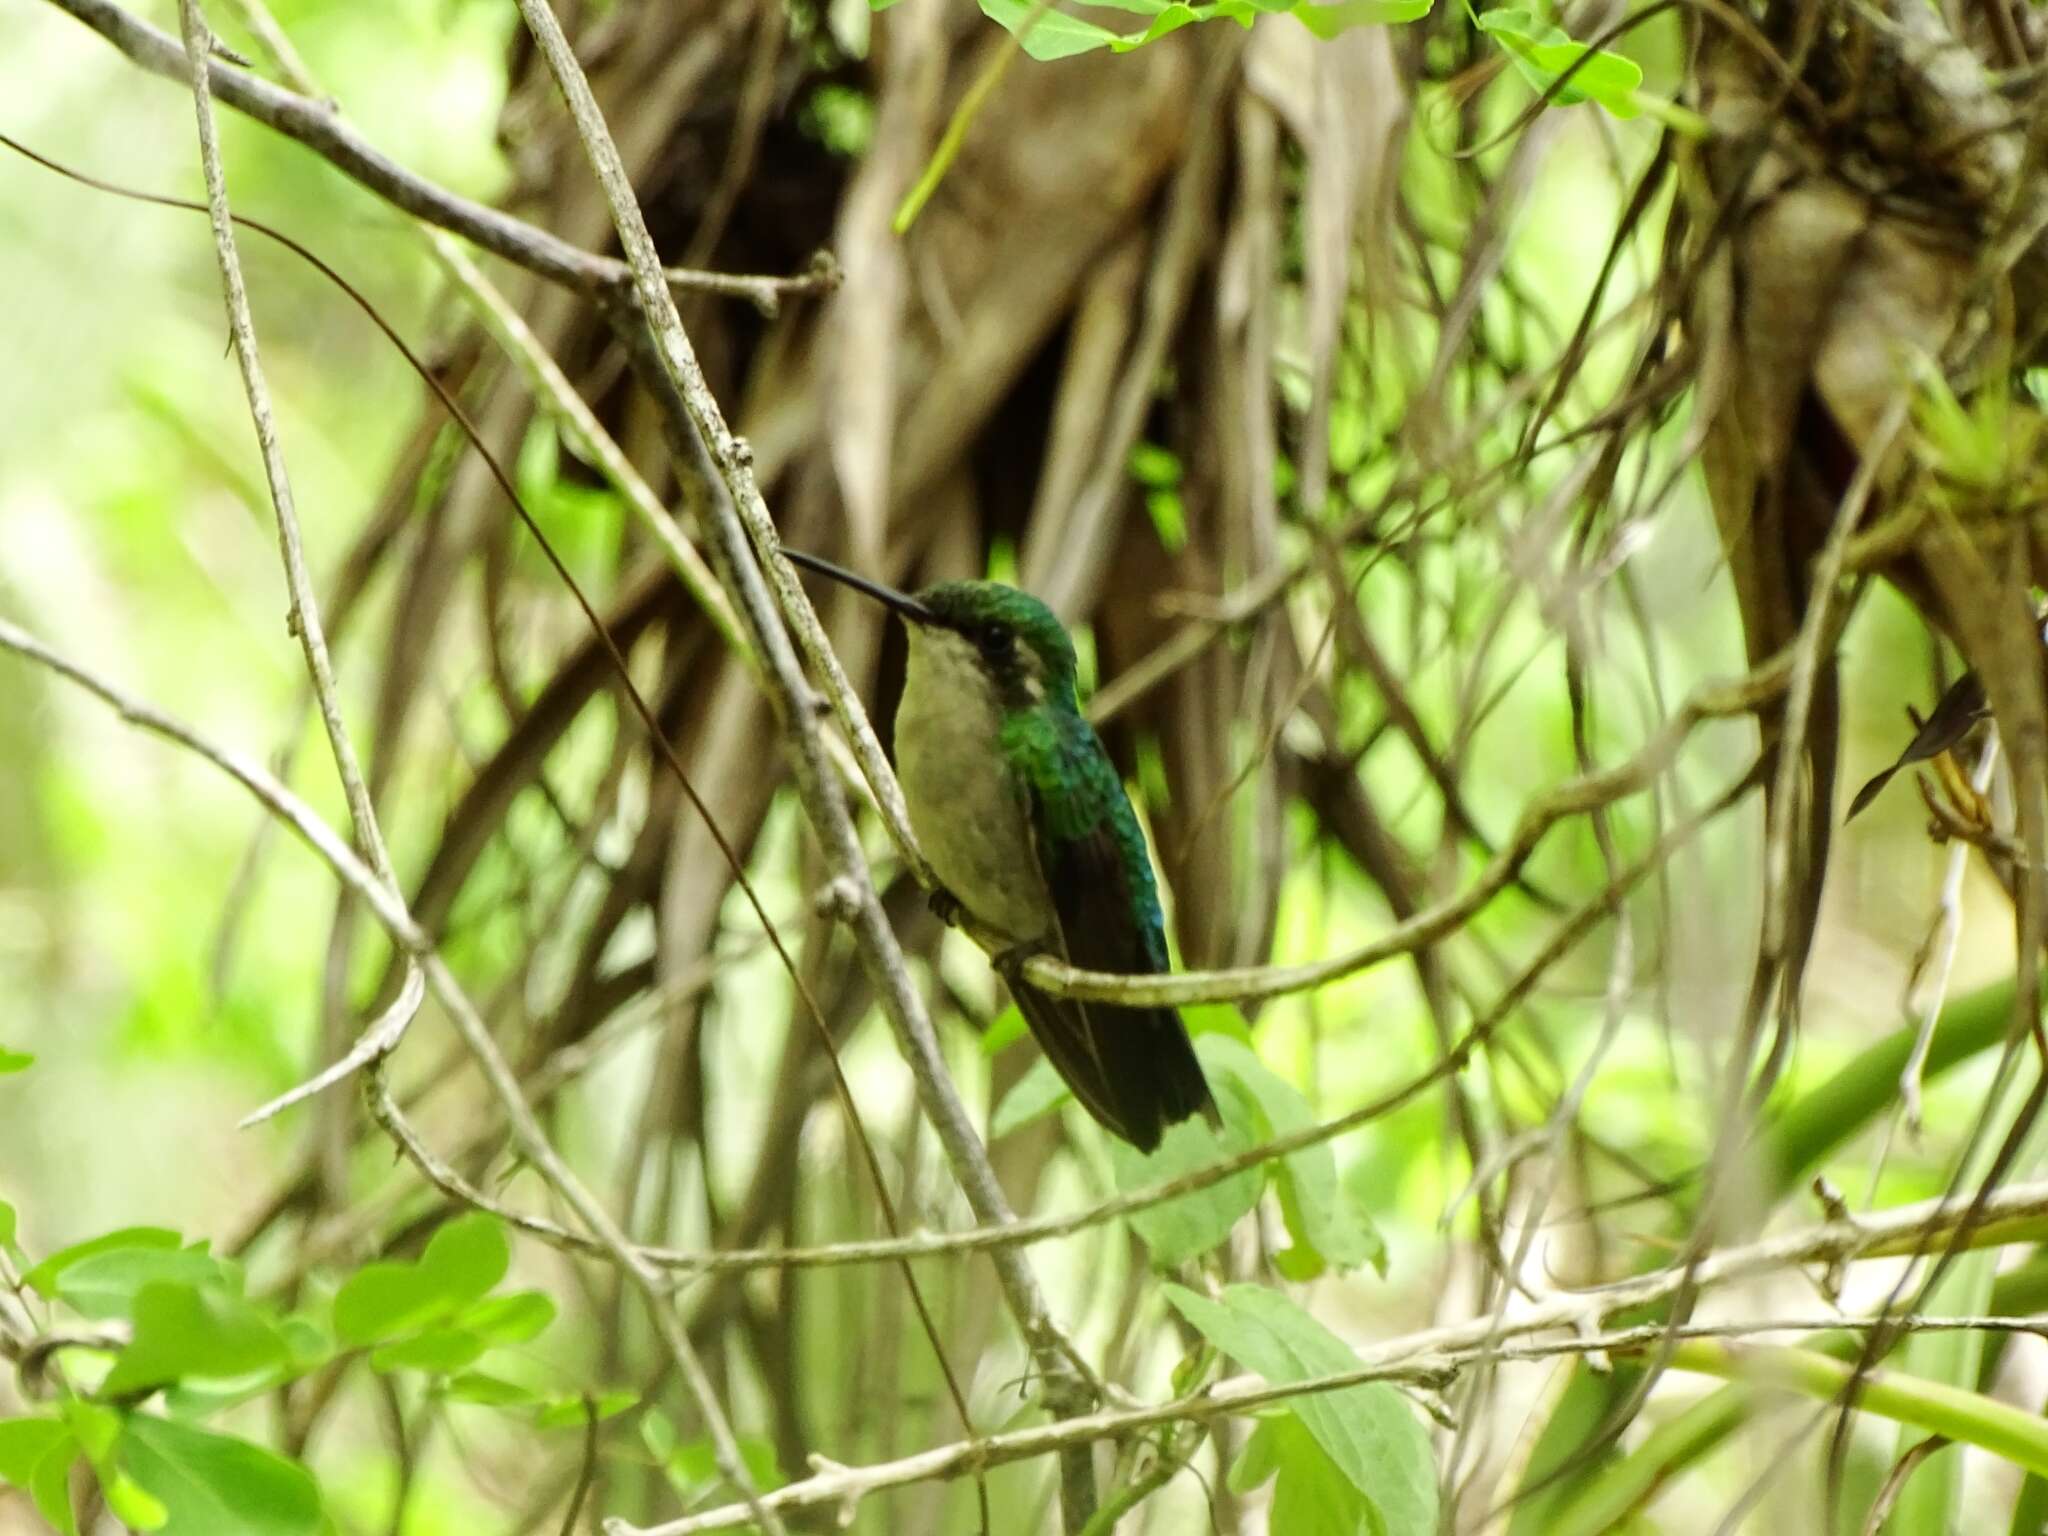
[783,548,1218,1152]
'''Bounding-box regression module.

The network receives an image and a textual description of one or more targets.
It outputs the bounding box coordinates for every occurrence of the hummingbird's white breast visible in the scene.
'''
[895,625,1058,946]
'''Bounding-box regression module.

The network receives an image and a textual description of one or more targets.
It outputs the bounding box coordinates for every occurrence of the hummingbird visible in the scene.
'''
[782,547,1218,1152]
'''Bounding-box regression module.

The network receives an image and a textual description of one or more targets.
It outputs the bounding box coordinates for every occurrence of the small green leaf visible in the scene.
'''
[533,1391,636,1429]
[59,1404,119,1467]
[31,1438,80,1535]
[24,1228,182,1306]
[103,1283,289,1397]
[981,1005,1029,1056]
[1292,0,1433,37]
[333,1214,510,1347]
[0,1048,34,1074]
[975,0,1127,59]
[991,1057,1072,1138]
[1198,1038,1385,1277]
[1473,5,1642,116]
[369,1329,487,1375]
[119,1416,321,1536]
[0,1417,70,1485]
[103,1470,170,1531]
[1129,442,1183,489]
[441,1371,537,1408]
[1182,1003,1254,1043]
[641,1406,680,1462]
[460,1290,557,1346]
[657,1432,783,1498]
[1165,1284,1437,1536]
[0,1200,15,1248]
[1230,1413,1372,1535]
[1112,1069,1264,1265]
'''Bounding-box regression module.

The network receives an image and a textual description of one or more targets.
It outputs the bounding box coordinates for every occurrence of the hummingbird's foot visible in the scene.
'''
[927,886,966,928]
[990,938,1048,982]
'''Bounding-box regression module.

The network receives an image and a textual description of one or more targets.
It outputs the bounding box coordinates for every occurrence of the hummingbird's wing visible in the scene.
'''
[1007,717,1218,1153]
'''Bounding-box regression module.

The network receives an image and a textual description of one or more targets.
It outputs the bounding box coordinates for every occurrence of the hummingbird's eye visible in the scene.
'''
[981,626,1015,662]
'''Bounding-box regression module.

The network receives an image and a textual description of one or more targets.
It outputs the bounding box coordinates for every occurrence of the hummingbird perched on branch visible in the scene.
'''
[782,548,1218,1152]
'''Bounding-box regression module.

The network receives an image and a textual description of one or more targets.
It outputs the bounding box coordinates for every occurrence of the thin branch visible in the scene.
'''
[42,0,839,308]
[1018,636,1805,1007]
[176,0,422,1115]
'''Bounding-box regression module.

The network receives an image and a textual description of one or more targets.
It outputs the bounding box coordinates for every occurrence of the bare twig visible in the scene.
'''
[176,0,420,1120]
[45,0,839,307]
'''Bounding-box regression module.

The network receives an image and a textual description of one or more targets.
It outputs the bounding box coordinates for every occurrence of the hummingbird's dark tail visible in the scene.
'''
[1011,983,1218,1153]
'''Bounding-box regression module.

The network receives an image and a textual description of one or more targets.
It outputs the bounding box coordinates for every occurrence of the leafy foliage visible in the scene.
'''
[1170,1284,1437,1536]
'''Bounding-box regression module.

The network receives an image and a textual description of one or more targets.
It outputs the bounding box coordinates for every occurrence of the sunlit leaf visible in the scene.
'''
[102,1282,289,1397]
[533,1391,637,1429]
[981,1005,1028,1056]
[441,1371,538,1407]
[333,1213,510,1347]
[1112,1068,1263,1264]
[0,1047,33,1074]
[1473,5,1642,116]
[1292,0,1433,37]
[991,1056,1071,1138]
[461,1290,557,1346]
[24,1228,181,1307]
[118,1416,321,1536]
[0,1413,80,1531]
[1165,1284,1437,1535]
[369,1328,487,1375]
[1196,1038,1385,1277]
[1229,1413,1372,1534]
[102,1470,169,1531]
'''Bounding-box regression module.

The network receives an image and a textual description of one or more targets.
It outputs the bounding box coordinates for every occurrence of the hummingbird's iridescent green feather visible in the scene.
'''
[1002,705,1216,1150]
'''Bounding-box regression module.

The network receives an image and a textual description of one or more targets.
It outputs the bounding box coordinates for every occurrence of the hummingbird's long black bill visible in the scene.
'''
[780,547,934,624]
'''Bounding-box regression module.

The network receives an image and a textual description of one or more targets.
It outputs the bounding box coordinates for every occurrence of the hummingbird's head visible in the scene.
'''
[910,581,1079,713]
[780,549,1080,714]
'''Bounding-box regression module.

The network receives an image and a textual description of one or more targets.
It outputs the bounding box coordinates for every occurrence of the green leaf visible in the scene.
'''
[1198,1037,1385,1278]
[24,1236,192,1318]
[0,1048,33,1074]
[1165,1284,1437,1536]
[0,1415,81,1531]
[103,1470,170,1531]
[1292,0,1433,37]
[1182,1003,1254,1042]
[1128,442,1182,488]
[441,1372,538,1408]
[369,1329,487,1375]
[460,1290,557,1346]
[981,1005,1029,1056]
[59,1246,239,1323]
[103,1283,290,1397]
[333,1213,510,1346]
[1111,1069,1264,1265]
[656,1431,783,1498]
[974,0,1128,59]
[991,1056,1072,1138]
[32,1439,80,1535]
[0,1418,70,1485]
[533,1391,636,1429]
[0,1199,15,1248]
[1473,6,1642,116]
[1230,1413,1373,1535]
[61,1402,121,1463]
[119,1416,321,1536]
